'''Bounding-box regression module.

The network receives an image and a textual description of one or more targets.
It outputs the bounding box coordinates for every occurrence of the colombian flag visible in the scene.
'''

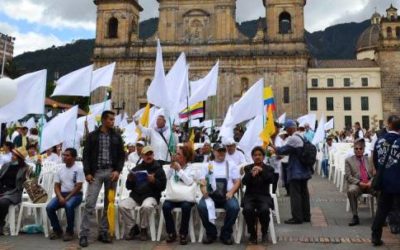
[263,87,276,111]
[179,102,205,122]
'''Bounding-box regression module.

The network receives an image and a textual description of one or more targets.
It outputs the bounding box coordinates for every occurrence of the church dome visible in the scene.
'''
[356,24,380,53]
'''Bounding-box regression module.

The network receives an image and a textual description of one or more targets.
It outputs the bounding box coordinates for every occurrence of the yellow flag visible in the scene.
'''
[259,105,276,148]
[189,128,195,146]
[136,103,150,138]
[107,188,116,237]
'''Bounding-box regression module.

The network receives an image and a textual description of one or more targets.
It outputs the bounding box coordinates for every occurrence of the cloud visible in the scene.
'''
[0,22,67,55]
[0,0,96,30]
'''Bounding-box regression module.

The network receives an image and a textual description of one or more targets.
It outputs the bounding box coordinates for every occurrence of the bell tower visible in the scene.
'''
[94,0,143,46]
[264,0,306,43]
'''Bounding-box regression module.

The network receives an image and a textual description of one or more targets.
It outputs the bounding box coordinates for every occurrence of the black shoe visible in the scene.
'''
[63,231,74,242]
[166,233,177,243]
[125,225,140,240]
[372,238,384,246]
[0,226,4,236]
[249,234,257,244]
[284,218,302,224]
[79,236,89,248]
[348,215,360,226]
[179,234,188,245]
[202,236,216,244]
[98,232,112,243]
[49,230,63,240]
[221,237,234,245]
[371,231,384,246]
[261,233,268,243]
[140,228,148,241]
[303,218,311,223]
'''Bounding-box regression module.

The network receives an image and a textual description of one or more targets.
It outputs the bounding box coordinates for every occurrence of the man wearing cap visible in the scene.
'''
[0,147,29,235]
[136,114,178,162]
[197,143,241,245]
[79,111,125,247]
[225,138,247,167]
[13,126,29,149]
[119,146,166,241]
[274,120,312,224]
[128,140,145,165]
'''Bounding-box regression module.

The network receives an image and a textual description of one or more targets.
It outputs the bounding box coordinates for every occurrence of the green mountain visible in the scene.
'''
[14,18,371,83]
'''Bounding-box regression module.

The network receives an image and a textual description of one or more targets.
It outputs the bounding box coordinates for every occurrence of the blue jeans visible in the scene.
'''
[197,197,240,240]
[162,200,194,236]
[46,192,83,233]
[321,159,329,177]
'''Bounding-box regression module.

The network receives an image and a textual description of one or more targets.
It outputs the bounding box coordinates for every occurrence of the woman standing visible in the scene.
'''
[163,145,199,245]
[0,147,29,235]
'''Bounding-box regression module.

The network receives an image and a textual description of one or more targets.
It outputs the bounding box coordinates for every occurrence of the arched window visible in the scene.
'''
[240,77,249,95]
[143,79,151,97]
[387,27,393,38]
[279,12,292,34]
[108,17,119,38]
[396,27,400,39]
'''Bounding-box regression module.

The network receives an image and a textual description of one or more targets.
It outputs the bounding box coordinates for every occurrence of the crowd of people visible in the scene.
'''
[0,110,399,248]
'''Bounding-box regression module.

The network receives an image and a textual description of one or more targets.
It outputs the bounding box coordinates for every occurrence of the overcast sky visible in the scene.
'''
[0,0,395,55]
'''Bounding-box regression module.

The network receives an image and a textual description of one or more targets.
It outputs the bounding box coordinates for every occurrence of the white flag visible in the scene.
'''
[0,70,47,122]
[228,79,264,127]
[47,110,53,118]
[188,61,219,107]
[201,120,213,128]
[23,117,36,130]
[324,118,334,130]
[278,113,286,124]
[166,53,189,116]
[147,39,170,112]
[189,119,201,128]
[297,113,317,130]
[40,106,78,152]
[89,100,111,116]
[239,115,264,159]
[122,121,138,145]
[91,62,116,92]
[52,65,93,97]
[119,115,129,129]
[219,105,234,140]
[312,116,326,145]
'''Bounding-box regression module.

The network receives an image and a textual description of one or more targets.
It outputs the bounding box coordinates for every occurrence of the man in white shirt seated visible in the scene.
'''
[224,138,246,167]
[46,148,85,241]
[136,114,178,162]
[128,140,145,165]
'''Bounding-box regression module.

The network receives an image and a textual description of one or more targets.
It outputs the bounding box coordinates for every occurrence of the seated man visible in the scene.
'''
[46,148,85,241]
[345,139,374,226]
[197,143,241,245]
[119,146,166,241]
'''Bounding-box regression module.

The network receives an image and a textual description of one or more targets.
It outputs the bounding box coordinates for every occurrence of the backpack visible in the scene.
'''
[295,135,317,174]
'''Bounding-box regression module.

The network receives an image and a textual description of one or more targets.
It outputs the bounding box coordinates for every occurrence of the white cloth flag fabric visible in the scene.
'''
[189,119,201,128]
[0,70,47,122]
[52,65,93,97]
[89,100,111,116]
[91,62,116,91]
[166,53,189,116]
[228,79,264,127]
[47,110,53,118]
[324,118,334,130]
[219,105,234,140]
[24,117,36,130]
[40,106,78,152]
[278,113,286,124]
[312,116,326,145]
[122,121,138,145]
[188,61,219,107]
[239,115,263,159]
[76,115,96,139]
[201,120,213,128]
[119,115,129,129]
[147,40,171,112]
[297,113,317,130]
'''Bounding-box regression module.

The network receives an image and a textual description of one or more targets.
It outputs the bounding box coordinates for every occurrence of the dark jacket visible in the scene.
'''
[276,133,312,181]
[242,163,274,197]
[374,132,400,194]
[0,163,29,204]
[13,135,29,148]
[126,160,167,204]
[83,127,125,176]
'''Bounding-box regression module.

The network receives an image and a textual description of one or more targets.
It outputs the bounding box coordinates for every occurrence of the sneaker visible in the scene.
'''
[125,225,140,240]
[63,231,74,242]
[49,230,63,240]
[140,228,148,241]
[79,236,89,248]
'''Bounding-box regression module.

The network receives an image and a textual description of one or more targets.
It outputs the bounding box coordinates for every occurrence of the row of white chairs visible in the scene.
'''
[7,161,279,244]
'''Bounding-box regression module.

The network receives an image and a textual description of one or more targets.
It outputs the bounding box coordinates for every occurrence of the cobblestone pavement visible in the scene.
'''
[1,175,399,249]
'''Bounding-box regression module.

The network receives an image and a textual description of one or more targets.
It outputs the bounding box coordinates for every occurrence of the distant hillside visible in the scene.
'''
[14,18,371,82]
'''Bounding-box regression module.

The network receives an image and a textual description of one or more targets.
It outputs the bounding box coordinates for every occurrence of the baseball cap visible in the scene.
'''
[213,143,226,151]
[224,137,236,146]
[284,119,297,130]
[142,146,154,155]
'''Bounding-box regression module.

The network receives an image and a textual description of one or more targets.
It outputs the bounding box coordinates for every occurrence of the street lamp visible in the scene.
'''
[112,100,126,115]
[0,32,15,78]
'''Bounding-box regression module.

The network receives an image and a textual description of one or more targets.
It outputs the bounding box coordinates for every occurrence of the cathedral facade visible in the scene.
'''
[92,0,309,123]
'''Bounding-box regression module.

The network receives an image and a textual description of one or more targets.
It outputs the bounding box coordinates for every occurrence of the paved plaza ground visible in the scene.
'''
[1,175,399,250]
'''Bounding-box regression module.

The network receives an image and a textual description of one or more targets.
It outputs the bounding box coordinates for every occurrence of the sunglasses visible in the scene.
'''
[354,148,364,151]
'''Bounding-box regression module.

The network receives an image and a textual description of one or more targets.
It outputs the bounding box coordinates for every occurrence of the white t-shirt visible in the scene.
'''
[0,152,12,167]
[203,160,240,192]
[128,152,141,164]
[54,163,85,193]
[44,153,61,163]
[226,150,246,167]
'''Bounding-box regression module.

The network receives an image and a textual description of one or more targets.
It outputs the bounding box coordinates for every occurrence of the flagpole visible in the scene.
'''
[38,78,47,152]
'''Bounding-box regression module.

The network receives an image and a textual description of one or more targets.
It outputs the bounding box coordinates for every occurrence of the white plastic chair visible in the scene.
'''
[6,204,18,236]
[236,209,277,244]
[346,193,375,217]
[16,171,54,237]
[269,185,281,224]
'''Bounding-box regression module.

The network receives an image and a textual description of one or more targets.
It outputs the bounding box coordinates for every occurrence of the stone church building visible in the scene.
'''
[92,0,309,122]
[92,0,399,126]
